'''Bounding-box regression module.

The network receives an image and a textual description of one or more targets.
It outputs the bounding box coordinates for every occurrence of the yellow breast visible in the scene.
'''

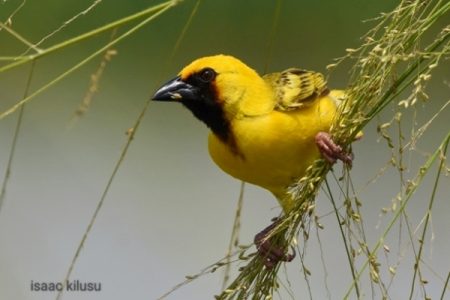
[208,93,337,211]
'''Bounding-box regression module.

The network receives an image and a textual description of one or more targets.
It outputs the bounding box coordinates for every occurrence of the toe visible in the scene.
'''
[254,219,296,268]
[315,131,352,165]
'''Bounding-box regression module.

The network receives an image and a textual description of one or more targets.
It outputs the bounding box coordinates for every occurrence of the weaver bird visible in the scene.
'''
[153,55,353,268]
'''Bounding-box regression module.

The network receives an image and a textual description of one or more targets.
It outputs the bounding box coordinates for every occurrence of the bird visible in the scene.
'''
[152,54,353,268]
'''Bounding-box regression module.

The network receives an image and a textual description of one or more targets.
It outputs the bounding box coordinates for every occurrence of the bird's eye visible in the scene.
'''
[198,68,216,83]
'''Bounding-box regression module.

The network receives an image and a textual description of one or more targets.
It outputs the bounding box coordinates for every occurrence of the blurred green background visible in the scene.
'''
[0,0,449,299]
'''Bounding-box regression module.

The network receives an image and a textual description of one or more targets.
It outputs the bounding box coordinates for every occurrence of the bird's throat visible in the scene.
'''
[182,99,230,139]
[182,98,241,156]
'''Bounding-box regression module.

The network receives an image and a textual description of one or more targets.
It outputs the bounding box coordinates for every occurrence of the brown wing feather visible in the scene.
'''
[263,68,329,111]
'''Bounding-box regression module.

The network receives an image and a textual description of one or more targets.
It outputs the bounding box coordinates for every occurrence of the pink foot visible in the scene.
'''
[315,132,353,165]
[254,218,295,269]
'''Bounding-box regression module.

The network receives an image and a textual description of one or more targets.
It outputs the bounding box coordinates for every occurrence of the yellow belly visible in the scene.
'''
[208,94,337,211]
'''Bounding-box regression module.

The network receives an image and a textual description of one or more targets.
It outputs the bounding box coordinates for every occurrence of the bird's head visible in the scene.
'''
[152,55,273,142]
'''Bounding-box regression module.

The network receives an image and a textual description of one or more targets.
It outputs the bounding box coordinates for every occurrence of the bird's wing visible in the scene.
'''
[263,68,329,111]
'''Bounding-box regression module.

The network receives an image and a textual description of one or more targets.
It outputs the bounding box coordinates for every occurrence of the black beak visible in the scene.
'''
[152,76,198,101]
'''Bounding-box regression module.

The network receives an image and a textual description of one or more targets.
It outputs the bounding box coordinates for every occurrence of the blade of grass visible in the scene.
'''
[441,271,450,300]
[324,178,360,299]
[262,0,282,73]
[28,0,104,53]
[0,0,176,73]
[222,181,245,290]
[408,128,449,299]
[0,21,42,53]
[0,60,36,214]
[0,56,31,61]
[162,0,202,73]
[1,0,26,28]
[343,131,450,299]
[0,1,174,120]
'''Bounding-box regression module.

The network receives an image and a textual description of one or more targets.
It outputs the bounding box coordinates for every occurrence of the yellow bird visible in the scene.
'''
[153,55,352,267]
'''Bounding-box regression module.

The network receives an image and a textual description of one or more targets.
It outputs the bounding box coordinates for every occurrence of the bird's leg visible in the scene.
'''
[315,132,353,165]
[254,218,296,269]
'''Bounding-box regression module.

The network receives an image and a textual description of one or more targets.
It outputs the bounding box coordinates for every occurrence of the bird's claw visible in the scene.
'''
[315,131,353,165]
[254,218,296,269]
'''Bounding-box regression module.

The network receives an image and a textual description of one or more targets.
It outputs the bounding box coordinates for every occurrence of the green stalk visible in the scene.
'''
[0,21,42,53]
[0,2,175,120]
[325,179,361,298]
[441,272,450,300]
[363,29,450,128]
[0,60,36,213]
[408,127,449,299]
[0,1,176,73]
[343,131,450,299]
